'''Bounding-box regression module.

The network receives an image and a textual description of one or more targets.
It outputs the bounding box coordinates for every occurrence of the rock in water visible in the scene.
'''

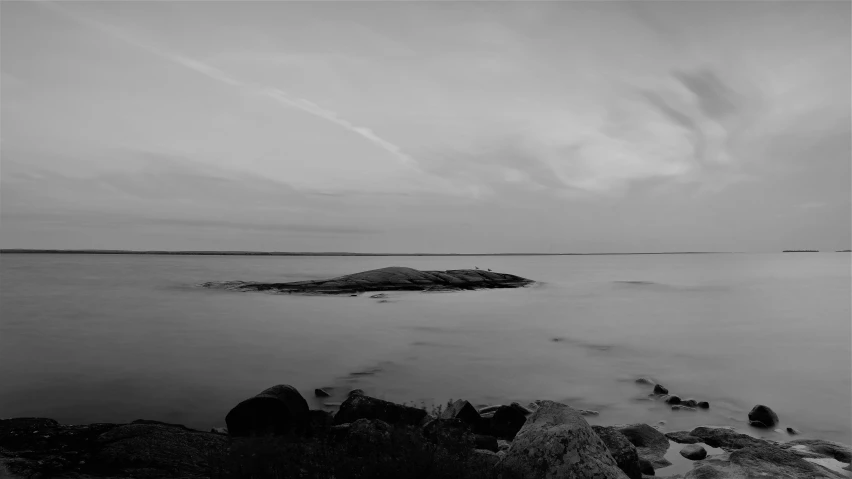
[614,423,672,468]
[665,430,702,444]
[635,378,655,386]
[225,384,310,437]
[680,444,707,460]
[682,443,848,478]
[501,401,629,479]
[696,401,710,409]
[334,393,427,427]
[592,425,643,479]
[653,384,669,395]
[440,399,482,428]
[490,405,527,440]
[664,395,682,405]
[781,438,852,463]
[314,388,331,398]
[747,404,779,428]
[202,266,535,295]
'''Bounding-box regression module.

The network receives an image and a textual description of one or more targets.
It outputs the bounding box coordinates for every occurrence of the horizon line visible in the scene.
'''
[1,248,753,256]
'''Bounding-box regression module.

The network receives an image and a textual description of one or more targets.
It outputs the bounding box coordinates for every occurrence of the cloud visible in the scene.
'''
[37,1,421,171]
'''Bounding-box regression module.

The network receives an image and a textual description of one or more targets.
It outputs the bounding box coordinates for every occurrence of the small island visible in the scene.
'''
[782,250,819,253]
[202,266,535,295]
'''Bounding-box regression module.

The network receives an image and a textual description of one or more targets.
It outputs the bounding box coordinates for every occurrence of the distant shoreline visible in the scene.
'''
[0,249,734,256]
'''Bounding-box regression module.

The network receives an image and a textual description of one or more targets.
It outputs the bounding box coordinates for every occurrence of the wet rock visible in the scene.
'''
[681,399,697,407]
[500,401,628,479]
[653,384,669,395]
[614,423,672,469]
[334,393,427,427]
[747,404,779,428]
[489,405,527,440]
[781,438,852,463]
[666,431,702,444]
[664,395,682,405]
[680,444,707,460]
[474,434,499,452]
[749,420,768,428]
[225,384,310,437]
[635,378,656,386]
[786,427,800,435]
[314,388,332,398]
[593,425,643,479]
[681,443,848,478]
[671,405,697,412]
[440,399,481,428]
[696,401,709,409]
[687,426,771,450]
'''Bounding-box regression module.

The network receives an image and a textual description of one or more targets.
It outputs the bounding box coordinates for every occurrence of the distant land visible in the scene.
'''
[782,250,820,253]
[0,249,732,256]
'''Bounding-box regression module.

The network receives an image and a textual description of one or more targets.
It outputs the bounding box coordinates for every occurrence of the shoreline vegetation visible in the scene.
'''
[1,382,849,479]
[1,249,733,256]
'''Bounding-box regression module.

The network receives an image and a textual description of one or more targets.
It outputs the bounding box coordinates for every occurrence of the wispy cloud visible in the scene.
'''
[37,1,419,170]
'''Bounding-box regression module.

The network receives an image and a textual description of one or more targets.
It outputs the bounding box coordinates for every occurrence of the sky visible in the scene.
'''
[1,1,850,253]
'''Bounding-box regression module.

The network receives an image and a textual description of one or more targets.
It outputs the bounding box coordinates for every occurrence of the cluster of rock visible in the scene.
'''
[1,384,850,478]
[636,379,710,412]
[201,266,536,295]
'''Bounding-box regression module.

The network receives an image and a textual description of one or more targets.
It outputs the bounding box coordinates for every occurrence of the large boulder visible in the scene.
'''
[500,401,629,479]
[592,425,643,479]
[225,385,310,437]
[335,394,427,427]
[614,423,672,469]
[747,404,779,428]
[440,399,482,428]
[489,405,527,439]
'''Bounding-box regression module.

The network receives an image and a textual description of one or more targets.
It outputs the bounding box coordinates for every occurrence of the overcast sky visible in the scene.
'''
[1,1,849,253]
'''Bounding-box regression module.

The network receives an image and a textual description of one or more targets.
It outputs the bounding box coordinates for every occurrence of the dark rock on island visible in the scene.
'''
[202,266,535,295]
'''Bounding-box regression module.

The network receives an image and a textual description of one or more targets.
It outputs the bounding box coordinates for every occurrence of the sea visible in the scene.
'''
[1,252,850,458]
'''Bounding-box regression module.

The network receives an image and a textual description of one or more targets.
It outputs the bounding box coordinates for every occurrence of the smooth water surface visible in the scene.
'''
[1,253,849,445]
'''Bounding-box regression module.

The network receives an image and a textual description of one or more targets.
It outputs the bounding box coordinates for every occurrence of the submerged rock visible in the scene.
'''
[679,444,707,460]
[334,393,427,427]
[671,405,697,412]
[747,404,779,428]
[202,266,535,295]
[500,401,628,479]
[635,378,656,386]
[225,384,310,437]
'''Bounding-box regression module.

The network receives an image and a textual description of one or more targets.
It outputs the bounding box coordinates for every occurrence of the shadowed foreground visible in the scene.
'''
[201,266,535,294]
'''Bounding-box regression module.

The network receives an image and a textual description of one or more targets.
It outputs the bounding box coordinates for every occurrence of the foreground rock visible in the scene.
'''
[501,401,629,479]
[679,444,707,460]
[202,266,535,295]
[225,384,310,437]
[592,425,643,479]
[0,418,227,478]
[613,423,672,468]
[780,438,852,463]
[334,393,427,426]
[679,443,848,478]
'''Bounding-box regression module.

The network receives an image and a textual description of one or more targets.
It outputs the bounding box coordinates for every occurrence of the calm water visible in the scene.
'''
[1,253,849,446]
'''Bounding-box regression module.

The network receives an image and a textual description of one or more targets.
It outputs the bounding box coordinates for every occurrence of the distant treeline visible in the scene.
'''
[0,249,727,257]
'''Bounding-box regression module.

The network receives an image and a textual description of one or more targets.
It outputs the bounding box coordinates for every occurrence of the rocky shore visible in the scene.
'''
[201,266,535,295]
[2,382,849,479]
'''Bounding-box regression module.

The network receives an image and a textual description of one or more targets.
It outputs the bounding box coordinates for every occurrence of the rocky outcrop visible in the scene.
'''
[334,393,427,427]
[780,438,852,463]
[686,426,772,451]
[665,430,702,444]
[680,443,848,478]
[592,425,643,479]
[225,384,310,437]
[440,399,482,429]
[613,423,672,468]
[0,418,227,478]
[500,401,628,478]
[202,266,535,295]
[747,404,779,428]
